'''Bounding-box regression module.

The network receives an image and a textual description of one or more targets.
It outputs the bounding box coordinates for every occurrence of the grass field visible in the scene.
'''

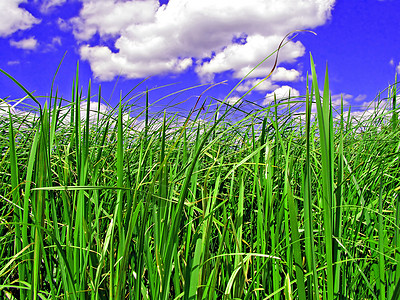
[1,54,400,299]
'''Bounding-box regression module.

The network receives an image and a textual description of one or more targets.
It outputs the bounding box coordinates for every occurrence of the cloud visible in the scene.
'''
[354,94,367,102]
[54,100,115,127]
[10,37,38,50]
[52,36,62,46]
[226,96,242,105]
[57,18,71,31]
[359,99,391,111]
[0,101,17,116]
[70,0,158,41]
[0,98,35,120]
[37,0,67,13]
[42,36,63,52]
[397,63,400,75]
[235,67,300,95]
[347,100,393,130]
[331,97,350,108]
[196,35,305,80]
[263,85,300,105]
[70,0,335,81]
[270,67,301,82]
[0,0,41,37]
[331,93,353,105]
[332,93,353,100]
[7,60,21,66]
[236,79,279,93]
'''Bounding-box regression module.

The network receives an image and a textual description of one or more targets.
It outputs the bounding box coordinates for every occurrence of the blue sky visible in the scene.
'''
[0,0,399,116]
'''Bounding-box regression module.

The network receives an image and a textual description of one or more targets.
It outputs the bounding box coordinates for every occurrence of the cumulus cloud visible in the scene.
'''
[70,0,158,41]
[397,63,400,75]
[236,79,279,93]
[263,85,300,105]
[270,67,301,82]
[196,35,305,80]
[69,0,335,81]
[0,0,41,37]
[10,37,38,50]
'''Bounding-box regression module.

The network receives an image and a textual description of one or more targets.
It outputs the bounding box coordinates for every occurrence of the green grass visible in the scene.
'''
[0,54,400,299]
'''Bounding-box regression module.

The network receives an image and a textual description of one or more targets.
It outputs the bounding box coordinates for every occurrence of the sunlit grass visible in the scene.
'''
[0,54,400,300]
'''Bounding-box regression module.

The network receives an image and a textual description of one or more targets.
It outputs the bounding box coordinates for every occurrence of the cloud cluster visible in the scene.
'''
[1,0,336,107]
[0,0,41,37]
[69,0,335,86]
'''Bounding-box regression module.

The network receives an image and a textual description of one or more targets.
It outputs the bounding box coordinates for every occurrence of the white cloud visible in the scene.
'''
[396,63,400,75]
[235,67,300,95]
[70,0,335,81]
[354,94,367,102]
[52,36,62,46]
[236,79,279,93]
[57,18,71,31]
[331,93,353,103]
[196,35,305,80]
[331,97,350,108]
[0,98,35,120]
[43,36,63,52]
[0,0,41,37]
[270,67,301,82]
[38,0,67,13]
[226,96,242,105]
[263,85,300,105]
[56,101,114,126]
[334,93,352,99]
[0,101,16,116]
[360,99,390,111]
[7,60,20,66]
[10,37,38,50]
[70,0,158,40]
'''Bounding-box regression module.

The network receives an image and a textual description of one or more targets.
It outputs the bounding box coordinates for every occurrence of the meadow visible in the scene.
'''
[1,54,400,299]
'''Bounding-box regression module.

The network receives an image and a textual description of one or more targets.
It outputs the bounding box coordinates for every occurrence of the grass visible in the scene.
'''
[0,53,400,299]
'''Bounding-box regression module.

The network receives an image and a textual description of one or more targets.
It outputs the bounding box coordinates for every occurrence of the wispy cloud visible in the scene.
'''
[354,94,367,102]
[38,0,67,13]
[7,60,20,66]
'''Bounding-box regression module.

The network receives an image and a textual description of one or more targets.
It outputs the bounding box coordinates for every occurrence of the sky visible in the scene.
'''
[0,0,399,116]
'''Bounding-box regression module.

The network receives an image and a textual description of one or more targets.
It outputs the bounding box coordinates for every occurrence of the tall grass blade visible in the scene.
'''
[310,54,334,300]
